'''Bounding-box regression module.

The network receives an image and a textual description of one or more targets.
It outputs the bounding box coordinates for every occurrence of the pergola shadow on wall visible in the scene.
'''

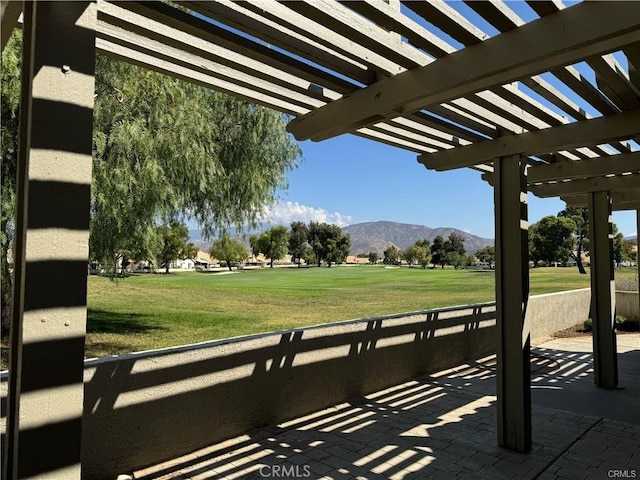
[1,0,639,478]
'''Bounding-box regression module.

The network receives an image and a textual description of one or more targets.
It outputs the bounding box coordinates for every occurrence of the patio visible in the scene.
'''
[134,334,639,480]
[2,2,639,477]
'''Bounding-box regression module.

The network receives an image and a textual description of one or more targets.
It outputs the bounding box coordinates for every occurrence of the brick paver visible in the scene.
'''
[135,335,639,480]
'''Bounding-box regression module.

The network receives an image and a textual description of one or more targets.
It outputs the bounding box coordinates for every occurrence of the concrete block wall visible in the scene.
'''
[1,288,596,479]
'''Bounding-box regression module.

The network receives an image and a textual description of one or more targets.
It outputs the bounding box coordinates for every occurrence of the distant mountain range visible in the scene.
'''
[343,221,494,255]
[625,235,637,244]
[189,221,494,255]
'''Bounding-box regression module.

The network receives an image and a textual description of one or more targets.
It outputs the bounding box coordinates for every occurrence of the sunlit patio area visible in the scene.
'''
[134,335,639,480]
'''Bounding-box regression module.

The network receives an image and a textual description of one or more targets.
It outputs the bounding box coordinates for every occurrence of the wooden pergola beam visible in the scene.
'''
[528,151,640,183]
[562,191,640,207]
[287,1,640,141]
[530,174,640,198]
[419,109,640,172]
[612,201,640,211]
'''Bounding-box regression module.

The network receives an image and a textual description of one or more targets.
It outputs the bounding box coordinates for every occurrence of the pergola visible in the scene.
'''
[1,0,639,478]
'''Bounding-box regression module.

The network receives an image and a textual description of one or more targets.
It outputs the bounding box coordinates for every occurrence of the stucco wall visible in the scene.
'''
[527,288,591,343]
[80,302,497,479]
[616,290,640,322]
[1,288,596,479]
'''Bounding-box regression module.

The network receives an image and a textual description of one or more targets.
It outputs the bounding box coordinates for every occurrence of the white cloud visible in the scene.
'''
[463,228,472,234]
[261,201,353,227]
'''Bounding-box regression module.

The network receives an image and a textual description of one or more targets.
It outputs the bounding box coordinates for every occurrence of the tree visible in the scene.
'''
[413,239,431,269]
[2,38,301,327]
[1,31,21,329]
[529,215,576,266]
[445,233,466,256]
[431,236,447,269]
[446,252,464,269]
[90,55,301,273]
[368,251,379,264]
[475,246,496,269]
[307,222,350,267]
[209,234,248,271]
[402,243,430,269]
[302,245,316,267]
[250,225,289,268]
[613,225,634,267]
[402,245,418,268]
[558,206,589,274]
[156,222,196,274]
[288,221,309,267]
[528,222,540,267]
[383,245,400,265]
[325,234,351,267]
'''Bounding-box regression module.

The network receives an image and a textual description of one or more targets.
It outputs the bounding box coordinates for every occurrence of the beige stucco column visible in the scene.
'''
[494,155,531,452]
[4,2,96,478]
[587,191,618,388]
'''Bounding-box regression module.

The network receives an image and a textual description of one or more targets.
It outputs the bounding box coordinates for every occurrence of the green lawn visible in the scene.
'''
[85,266,598,359]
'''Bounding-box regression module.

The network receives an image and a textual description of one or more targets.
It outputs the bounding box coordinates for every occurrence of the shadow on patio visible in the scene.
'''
[134,335,639,480]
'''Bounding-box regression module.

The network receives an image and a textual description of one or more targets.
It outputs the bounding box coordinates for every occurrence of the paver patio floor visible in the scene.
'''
[135,335,639,480]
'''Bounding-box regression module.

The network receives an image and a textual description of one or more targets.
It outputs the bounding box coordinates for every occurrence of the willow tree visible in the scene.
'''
[1,34,301,324]
[91,55,301,273]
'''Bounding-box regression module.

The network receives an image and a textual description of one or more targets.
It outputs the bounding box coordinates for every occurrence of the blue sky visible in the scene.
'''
[265,135,637,239]
[196,1,638,239]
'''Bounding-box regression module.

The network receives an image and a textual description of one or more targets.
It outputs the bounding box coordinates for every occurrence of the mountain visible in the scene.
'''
[342,221,494,255]
[624,235,637,244]
[190,220,495,256]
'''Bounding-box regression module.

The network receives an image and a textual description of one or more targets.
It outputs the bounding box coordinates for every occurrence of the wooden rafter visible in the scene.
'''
[288,1,640,141]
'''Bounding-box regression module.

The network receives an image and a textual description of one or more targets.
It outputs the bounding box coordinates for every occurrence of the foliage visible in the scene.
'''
[0,31,21,331]
[558,206,589,274]
[308,222,350,267]
[583,315,636,333]
[91,55,300,271]
[302,245,316,266]
[612,225,634,267]
[288,221,309,267]
[529,215,576,266]
[383,245,400,265]
[475,245,495,268]
[429,234,464,269]
[415,239,431,268]
[209,234,248,271]
[445,233,466,256]
[156,221,197,274]
[368,251,379,264]
[431,236,446,269]
[402,241,430,269]
[446,252,464,269]
[250,225,289,268]
[1,38,301,328]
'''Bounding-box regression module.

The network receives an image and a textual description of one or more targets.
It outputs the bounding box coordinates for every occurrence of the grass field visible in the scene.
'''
[82,265,625,359]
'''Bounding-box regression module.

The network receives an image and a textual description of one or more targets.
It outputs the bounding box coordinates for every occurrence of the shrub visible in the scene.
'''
[583,315,638,333]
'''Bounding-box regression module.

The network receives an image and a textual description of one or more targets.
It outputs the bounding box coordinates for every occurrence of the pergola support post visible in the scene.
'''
[4,2,97,479]
[588,191,618,388]
[494,154,531,452]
